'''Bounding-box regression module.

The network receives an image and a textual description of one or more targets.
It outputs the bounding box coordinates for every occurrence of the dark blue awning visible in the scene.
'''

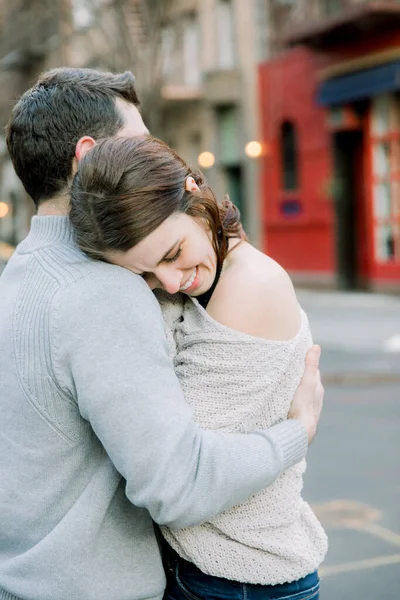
[317,60,400,107]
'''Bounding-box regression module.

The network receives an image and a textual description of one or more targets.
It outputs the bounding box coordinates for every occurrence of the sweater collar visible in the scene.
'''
[18,216,76,253]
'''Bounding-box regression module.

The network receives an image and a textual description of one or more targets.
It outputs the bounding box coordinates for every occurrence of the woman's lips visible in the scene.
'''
[180,267,199,293]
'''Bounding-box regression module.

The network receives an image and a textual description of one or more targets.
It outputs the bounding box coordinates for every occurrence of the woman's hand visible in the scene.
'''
[288,345,324,444]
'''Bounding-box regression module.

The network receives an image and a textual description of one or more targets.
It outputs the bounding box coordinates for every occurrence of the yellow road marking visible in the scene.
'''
[320,553,400,577]
[354,522,400,548]
[313,499,400,547]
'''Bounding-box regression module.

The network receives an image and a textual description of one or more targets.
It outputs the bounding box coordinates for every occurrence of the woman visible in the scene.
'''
[69,135,327,600]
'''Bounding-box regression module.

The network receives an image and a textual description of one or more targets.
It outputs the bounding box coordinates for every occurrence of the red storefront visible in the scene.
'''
[259,4,400,291]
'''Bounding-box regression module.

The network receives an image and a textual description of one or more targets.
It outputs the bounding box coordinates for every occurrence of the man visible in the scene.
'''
[0,68,323,600]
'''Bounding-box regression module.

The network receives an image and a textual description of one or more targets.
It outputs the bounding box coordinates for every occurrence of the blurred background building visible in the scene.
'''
[260,0,400,292]
[0,0,399,291]
[1,6,399,596]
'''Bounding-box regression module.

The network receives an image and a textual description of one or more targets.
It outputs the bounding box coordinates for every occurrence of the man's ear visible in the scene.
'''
[75,136,96,161]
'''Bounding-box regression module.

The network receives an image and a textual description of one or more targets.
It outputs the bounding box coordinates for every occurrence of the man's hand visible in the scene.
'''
[288,345,324,444]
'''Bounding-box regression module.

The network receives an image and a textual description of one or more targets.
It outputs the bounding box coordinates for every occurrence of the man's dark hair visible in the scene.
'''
[6,67,139,207]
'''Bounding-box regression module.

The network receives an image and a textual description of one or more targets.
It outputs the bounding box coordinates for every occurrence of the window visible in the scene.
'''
[216,0,235,70]
[72,0,95,29]
[321,0,343,16]
[371,94,400,262]
[183,16,201,86]
[71,0,106,30]
[217,106,240,165]
[162,16,200,87]
[161,25,175,82]
[225,165,245,223]
[215,106,245,224]
[280,121,299,191]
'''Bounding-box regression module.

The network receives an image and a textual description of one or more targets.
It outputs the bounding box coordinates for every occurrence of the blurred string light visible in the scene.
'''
[0,202,9,218]
[198,151,215,169]
[245,141,263,159]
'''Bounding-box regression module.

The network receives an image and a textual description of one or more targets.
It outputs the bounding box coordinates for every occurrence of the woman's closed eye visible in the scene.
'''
[164,247,182,263]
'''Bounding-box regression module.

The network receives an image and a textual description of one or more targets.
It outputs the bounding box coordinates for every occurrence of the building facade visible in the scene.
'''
[259,0,400,290]
[0,0,69,246]
[0,0,265,249]
[159,0,264,245]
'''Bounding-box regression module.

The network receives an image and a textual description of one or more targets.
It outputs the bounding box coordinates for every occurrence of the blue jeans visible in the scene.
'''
[162,543,320,600]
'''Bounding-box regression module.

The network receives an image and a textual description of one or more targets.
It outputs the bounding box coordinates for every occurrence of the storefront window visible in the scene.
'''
[371,94,400,262]
[372,95,391,135]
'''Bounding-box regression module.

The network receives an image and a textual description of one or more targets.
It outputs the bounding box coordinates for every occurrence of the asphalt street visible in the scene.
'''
[297,289,400,600]
[297,289,400,381]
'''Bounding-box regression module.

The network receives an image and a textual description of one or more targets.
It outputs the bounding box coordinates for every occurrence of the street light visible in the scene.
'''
[198,151,215,169]
[245,141,263,159]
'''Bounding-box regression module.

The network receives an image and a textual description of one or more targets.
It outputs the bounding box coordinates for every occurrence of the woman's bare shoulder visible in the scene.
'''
[206,245,301,340]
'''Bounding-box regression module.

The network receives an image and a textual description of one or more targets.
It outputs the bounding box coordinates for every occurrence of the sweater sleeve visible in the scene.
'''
[53,266,308,528]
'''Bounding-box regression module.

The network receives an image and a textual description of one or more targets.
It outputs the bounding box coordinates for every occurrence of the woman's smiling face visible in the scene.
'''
[106,212,218,296]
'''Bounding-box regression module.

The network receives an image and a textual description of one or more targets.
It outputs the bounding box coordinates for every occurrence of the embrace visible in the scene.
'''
[0,68,327,600]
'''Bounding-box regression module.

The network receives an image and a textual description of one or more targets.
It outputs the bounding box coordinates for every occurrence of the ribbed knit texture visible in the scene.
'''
[0,216,309,600]
[158,293,328,585]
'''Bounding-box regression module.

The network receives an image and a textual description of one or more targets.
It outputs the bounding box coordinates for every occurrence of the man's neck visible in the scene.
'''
[37,195,70,216]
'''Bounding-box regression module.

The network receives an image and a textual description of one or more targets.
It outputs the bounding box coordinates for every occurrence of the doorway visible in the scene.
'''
[225,164,244,224]
[332,130,364,290]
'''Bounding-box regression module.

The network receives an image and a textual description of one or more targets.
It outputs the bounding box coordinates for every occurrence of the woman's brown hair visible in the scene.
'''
[70,136,246,271]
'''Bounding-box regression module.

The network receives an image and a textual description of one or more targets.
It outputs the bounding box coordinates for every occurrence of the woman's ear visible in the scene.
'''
[185,176,200,193]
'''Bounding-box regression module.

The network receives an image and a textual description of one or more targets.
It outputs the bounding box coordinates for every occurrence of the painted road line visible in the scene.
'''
[354,521,400,547]
[313,500,400,548]
[320,553,400,577]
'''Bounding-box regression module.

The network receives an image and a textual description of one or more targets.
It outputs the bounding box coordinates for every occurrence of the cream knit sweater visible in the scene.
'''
[158,292,328,585]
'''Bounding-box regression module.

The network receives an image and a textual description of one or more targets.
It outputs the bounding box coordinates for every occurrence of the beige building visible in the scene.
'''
[0,0,70,244]
[158,0,264,246]
[3,0,378,247]
[0,0,266,247]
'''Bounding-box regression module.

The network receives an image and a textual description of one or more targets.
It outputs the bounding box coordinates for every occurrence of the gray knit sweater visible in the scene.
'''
[0,216,308,600]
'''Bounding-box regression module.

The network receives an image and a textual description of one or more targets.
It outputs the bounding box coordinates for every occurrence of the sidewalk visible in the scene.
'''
[296,289,400,383]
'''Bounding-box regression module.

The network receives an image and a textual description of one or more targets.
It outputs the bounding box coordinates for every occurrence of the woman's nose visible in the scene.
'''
[155,268,182,294]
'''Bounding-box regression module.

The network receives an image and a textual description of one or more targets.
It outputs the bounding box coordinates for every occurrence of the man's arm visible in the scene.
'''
[55,265,310,529]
